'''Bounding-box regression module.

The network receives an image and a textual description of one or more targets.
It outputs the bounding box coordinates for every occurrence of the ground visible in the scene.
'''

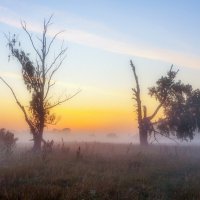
[0,142,200,200]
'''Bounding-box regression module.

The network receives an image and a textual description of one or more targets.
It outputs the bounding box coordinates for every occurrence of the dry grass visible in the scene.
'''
[0,142,200,200]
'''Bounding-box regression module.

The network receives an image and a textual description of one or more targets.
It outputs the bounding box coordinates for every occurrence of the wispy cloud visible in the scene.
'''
[0,6,200,69]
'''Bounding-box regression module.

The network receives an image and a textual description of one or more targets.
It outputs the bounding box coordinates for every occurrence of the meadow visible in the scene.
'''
[0,142,200,200]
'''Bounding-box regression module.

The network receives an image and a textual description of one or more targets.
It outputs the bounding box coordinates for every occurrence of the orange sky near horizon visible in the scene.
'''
[0,88,161,135]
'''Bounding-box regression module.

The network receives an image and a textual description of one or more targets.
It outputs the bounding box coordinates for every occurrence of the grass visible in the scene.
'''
[0,142,200,199]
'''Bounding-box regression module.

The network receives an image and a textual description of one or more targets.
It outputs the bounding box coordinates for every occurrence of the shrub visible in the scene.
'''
[0,128,18,155]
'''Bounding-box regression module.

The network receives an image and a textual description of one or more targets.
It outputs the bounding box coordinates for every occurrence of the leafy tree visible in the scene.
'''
[0,128,18,155]
[130,60,200,145]
[0,16,80,152]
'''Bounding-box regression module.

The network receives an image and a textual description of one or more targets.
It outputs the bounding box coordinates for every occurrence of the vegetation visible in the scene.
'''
[1,143,200,200]
[131,60,200,145]
[0,128,18,156]
[0,16,80,152]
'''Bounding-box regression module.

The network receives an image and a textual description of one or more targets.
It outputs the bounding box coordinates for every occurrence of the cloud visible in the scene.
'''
[0,6,199,69]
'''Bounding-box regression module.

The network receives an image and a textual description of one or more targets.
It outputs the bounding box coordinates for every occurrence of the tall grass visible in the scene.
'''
[0,143,200,199]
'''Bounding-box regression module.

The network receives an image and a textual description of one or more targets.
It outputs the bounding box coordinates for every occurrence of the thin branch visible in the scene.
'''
[0,77,34,130]
[43,61,63,100]
[44,78,56,100]
[45,48,67,75]
[169,64,179,75]
[46,31,65,56]
[45,14,54,27]
[21,21,43,62]
[151,131,160,144]
[152,117,168,125]
[153,129,179,144]
[46,90,81,110]
[36,36,43,44]
[148,102,163,120]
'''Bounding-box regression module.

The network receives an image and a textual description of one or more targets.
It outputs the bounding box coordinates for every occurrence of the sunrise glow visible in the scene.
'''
[0,0,200,137]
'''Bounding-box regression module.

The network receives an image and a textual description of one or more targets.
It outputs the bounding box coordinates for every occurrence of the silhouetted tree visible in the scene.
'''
[0,16,80,152]
[130,60,200,145]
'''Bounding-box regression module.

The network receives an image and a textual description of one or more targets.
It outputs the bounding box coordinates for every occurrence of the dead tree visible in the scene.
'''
[130,60,149,145]
[0,16,80,152]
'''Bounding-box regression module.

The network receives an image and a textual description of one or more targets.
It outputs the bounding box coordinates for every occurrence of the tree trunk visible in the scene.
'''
[139,129,148,146]
[32,134,42,152]
[139,117,148,146]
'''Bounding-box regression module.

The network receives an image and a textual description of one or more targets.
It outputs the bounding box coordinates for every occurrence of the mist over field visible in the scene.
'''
[14,130,138,144]
[13,129,200,146]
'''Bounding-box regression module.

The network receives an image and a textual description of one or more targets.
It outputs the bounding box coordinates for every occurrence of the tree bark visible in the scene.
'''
[32,134,43,152]
[139,126,148,146]
[139,107,148,146]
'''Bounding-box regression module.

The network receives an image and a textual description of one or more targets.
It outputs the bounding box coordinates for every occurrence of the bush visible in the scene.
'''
[0,128,18,155]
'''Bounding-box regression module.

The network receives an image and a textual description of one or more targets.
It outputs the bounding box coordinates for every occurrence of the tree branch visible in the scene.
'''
[46,31,65,56]
[21,21,43,62]
[45,48,67,75]
[46,90,81,109]
[153,129,179,144]
[148,102,163,120]
[0,77,35,131]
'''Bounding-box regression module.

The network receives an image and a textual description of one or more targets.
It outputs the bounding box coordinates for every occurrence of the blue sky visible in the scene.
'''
[0,0,200,67]
[0,0,200,134]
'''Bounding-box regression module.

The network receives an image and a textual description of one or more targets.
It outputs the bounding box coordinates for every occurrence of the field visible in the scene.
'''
[0,142,200,200]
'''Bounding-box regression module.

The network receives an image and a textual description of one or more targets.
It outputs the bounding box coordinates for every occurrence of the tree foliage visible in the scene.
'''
[155,89,200,141]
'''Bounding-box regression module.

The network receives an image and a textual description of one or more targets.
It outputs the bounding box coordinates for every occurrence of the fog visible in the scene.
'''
[13,129,200,146]
[14,130,138,145]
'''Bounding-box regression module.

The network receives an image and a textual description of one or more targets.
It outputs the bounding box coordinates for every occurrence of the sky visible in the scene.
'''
[0,0,200,139]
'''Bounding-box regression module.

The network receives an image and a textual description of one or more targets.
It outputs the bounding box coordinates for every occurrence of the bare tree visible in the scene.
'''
[130,60,199,145]
[131,60,148,145]
[0,16,80,152]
